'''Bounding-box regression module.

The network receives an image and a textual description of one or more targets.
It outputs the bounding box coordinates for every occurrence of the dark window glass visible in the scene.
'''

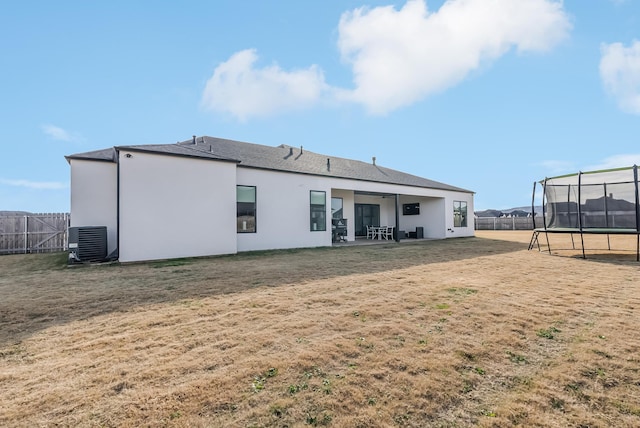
[454,201,467,228]
[310,191,326,231]
[331,197,343,219]
[237,186,256,233]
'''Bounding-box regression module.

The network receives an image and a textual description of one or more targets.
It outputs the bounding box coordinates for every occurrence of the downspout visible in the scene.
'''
[115,148,121,261]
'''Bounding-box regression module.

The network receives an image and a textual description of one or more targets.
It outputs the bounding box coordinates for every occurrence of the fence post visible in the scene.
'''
[512,216,515,230]
[24,215,28,254]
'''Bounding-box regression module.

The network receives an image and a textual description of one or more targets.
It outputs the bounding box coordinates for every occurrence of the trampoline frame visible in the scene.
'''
[528,165,640,261]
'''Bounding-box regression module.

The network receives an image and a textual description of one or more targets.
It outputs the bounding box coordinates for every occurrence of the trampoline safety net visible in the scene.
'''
[538,166,640,231]
[530,165,640,261]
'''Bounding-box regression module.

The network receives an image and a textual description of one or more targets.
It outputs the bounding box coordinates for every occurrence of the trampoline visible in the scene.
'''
[528,165,640,261]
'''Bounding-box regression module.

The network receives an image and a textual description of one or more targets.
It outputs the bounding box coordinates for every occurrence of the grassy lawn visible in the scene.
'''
[1,231,640,427]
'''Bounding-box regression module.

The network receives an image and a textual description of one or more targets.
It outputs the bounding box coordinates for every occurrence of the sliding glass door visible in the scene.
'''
[355,204,380,236]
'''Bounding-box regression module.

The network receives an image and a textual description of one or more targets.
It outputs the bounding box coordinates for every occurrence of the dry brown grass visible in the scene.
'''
[1,231,640,427]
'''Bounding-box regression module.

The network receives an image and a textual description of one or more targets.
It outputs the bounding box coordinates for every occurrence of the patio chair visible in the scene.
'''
[366,225,374,239]
[383,226,394,240]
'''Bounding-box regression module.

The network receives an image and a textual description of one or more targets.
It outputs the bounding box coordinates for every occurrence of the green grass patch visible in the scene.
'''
[537,326,561,339]
[151,258,192,268]
[506,350,528,364]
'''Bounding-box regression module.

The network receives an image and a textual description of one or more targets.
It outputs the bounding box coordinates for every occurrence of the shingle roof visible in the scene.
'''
[185,136,472,193]
[65,147,117,162]
[116,143,238,163]
[65,144,236,163]
[66,136,472,193]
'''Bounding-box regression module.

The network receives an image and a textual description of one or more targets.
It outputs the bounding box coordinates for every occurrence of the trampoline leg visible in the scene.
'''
[528,231,539,251]
[570,233,575,249]
[580,232,586,259]
[607,234,611,251]
[545,231,551,254]
[637,234,639,262]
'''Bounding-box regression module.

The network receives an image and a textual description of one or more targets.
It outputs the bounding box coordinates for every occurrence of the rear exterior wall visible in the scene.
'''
[69,159,118,256]
[236,168,331,252]
[118,151,237,262]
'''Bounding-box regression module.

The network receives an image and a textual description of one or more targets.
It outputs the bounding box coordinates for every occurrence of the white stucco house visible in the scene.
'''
[66,136,474,263]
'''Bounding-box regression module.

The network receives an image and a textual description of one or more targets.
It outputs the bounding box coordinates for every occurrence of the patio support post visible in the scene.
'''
[394,194,400,242]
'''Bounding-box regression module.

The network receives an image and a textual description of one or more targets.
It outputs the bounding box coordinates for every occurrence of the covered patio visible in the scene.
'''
[330,188,446,244]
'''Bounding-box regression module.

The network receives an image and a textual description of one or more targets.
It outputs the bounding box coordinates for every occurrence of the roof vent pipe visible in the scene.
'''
[289,147,293,156]
[300,145,303,154]
[327,158,331,171]
[192,135,196,145]
[372,156,376,166]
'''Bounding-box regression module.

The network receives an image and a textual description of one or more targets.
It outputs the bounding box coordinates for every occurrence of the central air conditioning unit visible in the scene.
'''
[68,226,107,263]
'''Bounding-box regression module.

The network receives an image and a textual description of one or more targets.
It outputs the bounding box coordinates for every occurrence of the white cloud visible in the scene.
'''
[600,41,640,114]
[201,49,329,121]
[201,0,570,120]
[0,178,68,190]
[336,0,571,114]
[41,124,82,142]
[587,154,640,171]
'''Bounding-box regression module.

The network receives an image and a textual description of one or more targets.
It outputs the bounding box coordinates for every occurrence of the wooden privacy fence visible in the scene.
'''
[0,213,69,255]
[475,216,537,231]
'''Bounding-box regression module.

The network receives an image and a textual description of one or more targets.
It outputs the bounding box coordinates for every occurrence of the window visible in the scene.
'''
[310,191,326,231]
[237,186,256,233]
[331,197,343,219]
[454,201,467,227]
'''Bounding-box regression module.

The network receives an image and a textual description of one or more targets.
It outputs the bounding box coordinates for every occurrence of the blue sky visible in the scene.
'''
[2,0,640,213]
